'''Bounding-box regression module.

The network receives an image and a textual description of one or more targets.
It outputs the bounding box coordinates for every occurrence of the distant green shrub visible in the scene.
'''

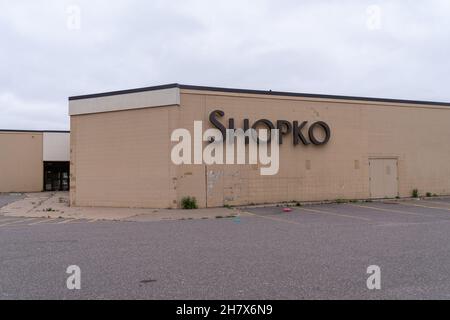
[181,196,198,210]
[426,192,432,197]
[412,189,419,198]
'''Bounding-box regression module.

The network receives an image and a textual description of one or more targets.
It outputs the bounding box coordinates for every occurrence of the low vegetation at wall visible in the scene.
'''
[181,196,198,210]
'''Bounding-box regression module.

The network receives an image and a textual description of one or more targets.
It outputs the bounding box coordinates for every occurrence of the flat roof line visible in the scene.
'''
[69,83,180,101]
[68,83,450,107]
[0,129,70,133]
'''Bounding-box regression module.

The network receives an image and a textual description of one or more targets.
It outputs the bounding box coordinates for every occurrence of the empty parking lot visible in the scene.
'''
[2,196,450,299]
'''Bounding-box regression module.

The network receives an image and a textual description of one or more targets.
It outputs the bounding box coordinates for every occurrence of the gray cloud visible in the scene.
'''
[1,0,449,130]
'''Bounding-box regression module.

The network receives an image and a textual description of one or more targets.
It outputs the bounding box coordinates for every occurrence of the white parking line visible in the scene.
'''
[401,201,450,212]
[243,206,371,225]
[0,217,21,223]
[347,203,426,216]
[243,211,305,226]
[300,207,371,221]
[28,218,59,226]
[55,218,80,224]
[0,218,38,227]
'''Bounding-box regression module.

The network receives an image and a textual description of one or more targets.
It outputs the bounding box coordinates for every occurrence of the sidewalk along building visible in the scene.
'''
[68,84,450,208]
[0,130,70,193]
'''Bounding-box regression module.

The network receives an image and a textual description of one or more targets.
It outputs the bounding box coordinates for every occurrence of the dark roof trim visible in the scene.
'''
[69,83,450,107]
[0,129,70,133]
[69,83,179,101]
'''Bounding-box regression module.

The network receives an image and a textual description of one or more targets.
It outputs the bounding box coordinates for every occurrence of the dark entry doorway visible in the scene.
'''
[44,162,70,191]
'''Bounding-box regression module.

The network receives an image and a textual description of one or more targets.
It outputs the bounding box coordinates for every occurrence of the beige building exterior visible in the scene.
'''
[68,84,450,209]
[0,131,44,192]
[0,130,70,193]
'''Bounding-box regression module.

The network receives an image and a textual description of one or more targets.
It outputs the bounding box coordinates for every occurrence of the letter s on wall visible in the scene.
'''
[209,110,226,141]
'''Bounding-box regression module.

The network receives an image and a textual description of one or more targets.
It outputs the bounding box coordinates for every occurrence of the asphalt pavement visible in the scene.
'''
[0,193,24,208]
[2,196,450,299]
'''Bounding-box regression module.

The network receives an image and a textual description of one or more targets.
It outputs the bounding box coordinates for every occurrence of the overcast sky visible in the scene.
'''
[1,0,449,130]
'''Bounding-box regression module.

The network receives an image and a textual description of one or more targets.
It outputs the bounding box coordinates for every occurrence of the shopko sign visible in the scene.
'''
[170,110,331,176]
[209,110,331,146]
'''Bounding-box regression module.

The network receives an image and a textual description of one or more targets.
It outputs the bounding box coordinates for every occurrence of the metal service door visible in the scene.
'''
[206,165,224,208]
[369,159,399,199]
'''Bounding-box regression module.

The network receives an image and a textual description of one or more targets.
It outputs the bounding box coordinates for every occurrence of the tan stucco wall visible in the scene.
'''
[70,89,450,208]
[0,132,43,192]
[70,106,178,208]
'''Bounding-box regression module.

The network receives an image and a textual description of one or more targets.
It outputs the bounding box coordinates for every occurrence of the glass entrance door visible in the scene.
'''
[44,162,70,191]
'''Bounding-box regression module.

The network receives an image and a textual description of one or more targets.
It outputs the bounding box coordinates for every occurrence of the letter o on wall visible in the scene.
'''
[308,121,331,145]
[252,119,275,143]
